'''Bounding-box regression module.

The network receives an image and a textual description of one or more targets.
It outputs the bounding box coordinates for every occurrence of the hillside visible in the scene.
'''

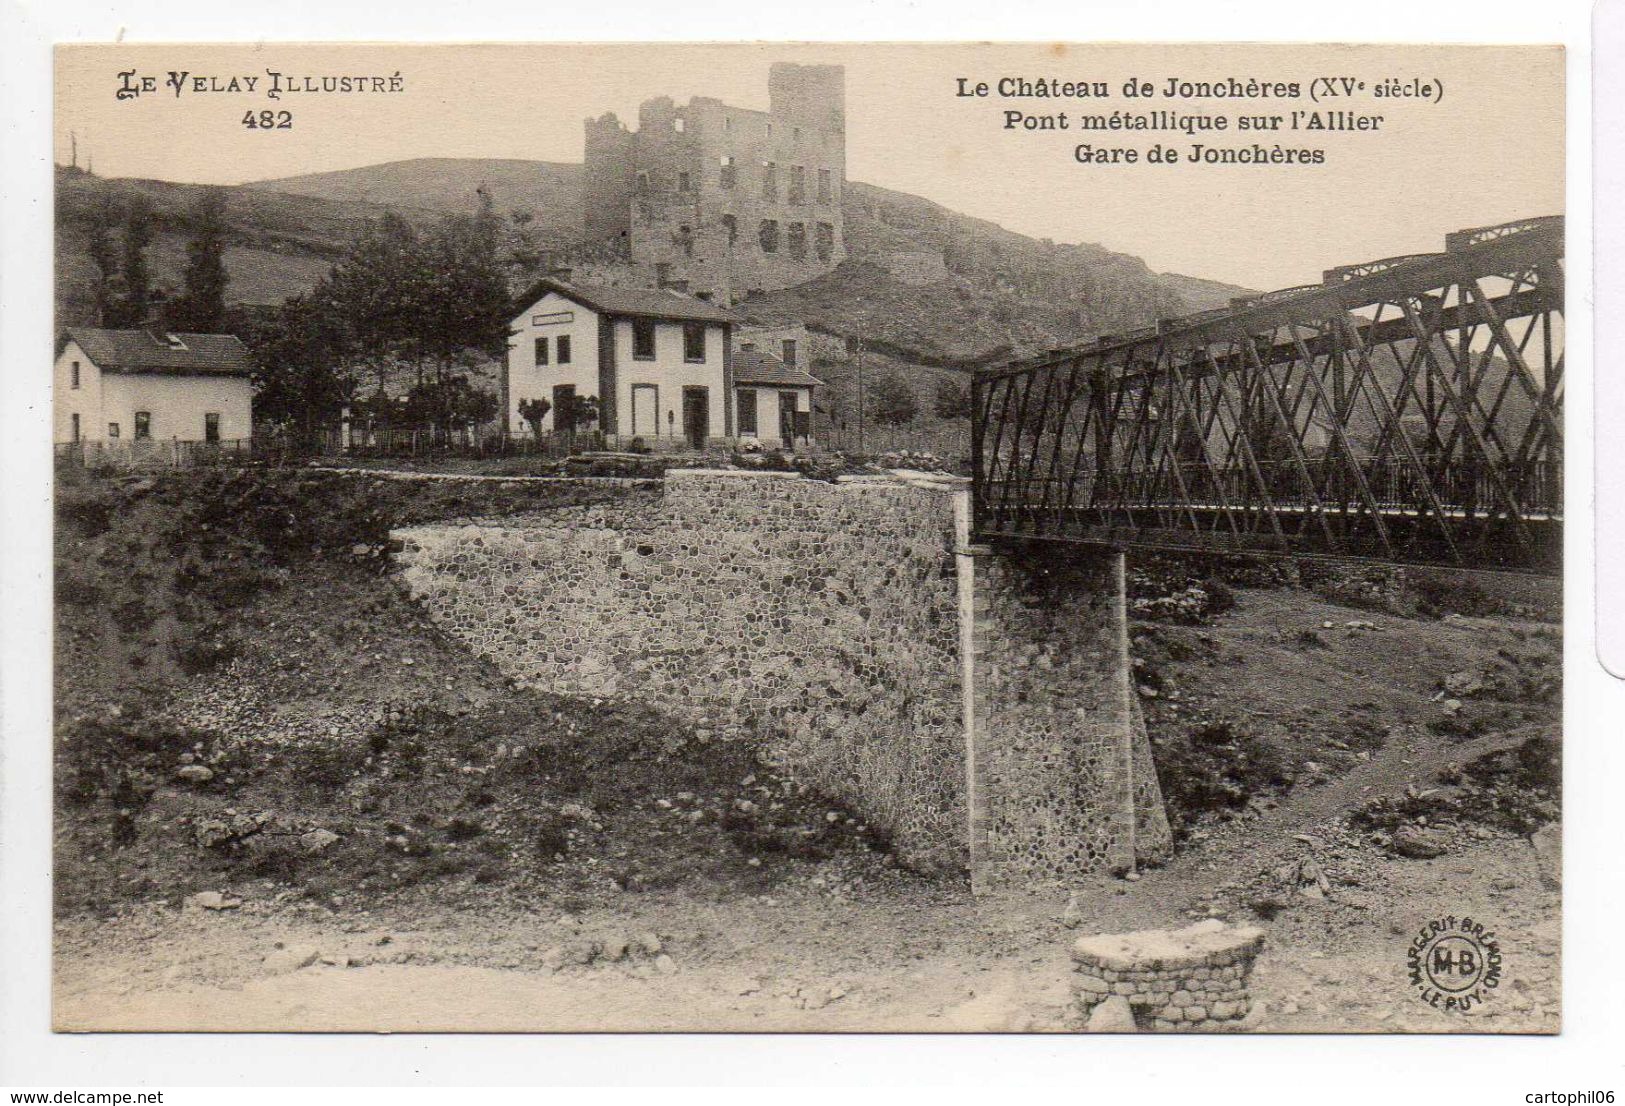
[247,158,585,242]
[54,167,409,326]
[55,160,1251,359]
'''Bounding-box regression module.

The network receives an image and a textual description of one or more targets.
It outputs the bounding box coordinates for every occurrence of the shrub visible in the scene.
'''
[1152,717,1293,834]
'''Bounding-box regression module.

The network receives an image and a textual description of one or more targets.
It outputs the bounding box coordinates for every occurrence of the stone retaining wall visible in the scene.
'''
[392,468,1170,883]
[395,469,969,870]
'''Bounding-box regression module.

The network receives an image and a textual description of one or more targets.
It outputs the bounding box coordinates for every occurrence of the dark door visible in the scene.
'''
[682,386,709,450]
[779,391,799,444]
[552,385,575,434]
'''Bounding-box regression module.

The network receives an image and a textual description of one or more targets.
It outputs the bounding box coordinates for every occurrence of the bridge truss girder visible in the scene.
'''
[971,216,1564,574]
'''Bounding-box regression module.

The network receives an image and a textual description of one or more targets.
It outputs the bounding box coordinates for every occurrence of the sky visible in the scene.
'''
[54,42,1565,291]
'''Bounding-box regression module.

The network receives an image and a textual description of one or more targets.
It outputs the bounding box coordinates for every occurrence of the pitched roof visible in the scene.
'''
[63,328,253,376]
[731,344,824,388]
[514,279,739,325]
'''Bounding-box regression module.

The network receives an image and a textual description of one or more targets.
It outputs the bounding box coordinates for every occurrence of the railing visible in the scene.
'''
[54,438,263,469]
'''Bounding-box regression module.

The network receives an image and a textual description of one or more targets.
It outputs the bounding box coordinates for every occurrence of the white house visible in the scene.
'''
[55,328,254,445]
[731,341,822,448]
[506,279,739,449]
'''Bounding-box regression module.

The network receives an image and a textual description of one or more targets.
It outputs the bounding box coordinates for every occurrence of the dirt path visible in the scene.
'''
[55,821,1558,1034]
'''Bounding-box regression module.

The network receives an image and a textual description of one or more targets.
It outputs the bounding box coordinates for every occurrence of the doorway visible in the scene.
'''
[778,390,800,445]
[682,386,709,450]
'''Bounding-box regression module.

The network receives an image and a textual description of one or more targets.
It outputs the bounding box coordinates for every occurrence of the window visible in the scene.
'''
[761,161,777,200]
[673,117,685,133]
[816,222,835,262]
[70,360,81,389]
[737,389,758,435]
[788,165,806,204]
[70,413,80,442]
[556,335,572,365]
[632,319,656,360]
[636,170,651,192]
[678,171,692,192]
[678,225,694,257]
[204,412,220,443]
[134,411,151,440]
[787,222,807,260]
[759,219,780,253]
[721,214,738,245]
[534,337,549,366]
[817,168,833,204]
[108,422,120,439]
[683,323,706,363]
[782,338,798,366]
[719,156,736,189]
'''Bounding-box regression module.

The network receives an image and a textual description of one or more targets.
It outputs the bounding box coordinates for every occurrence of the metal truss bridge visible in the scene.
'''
[970,216,1564,575]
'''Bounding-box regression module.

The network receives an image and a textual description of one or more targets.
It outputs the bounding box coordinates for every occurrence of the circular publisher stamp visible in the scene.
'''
[1407,914,1503,1013]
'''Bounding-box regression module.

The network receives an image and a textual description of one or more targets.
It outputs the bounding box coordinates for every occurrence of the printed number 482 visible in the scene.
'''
[242,110,293,129]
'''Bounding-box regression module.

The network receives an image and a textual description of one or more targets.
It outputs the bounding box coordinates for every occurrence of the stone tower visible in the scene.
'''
[579,63,847,303]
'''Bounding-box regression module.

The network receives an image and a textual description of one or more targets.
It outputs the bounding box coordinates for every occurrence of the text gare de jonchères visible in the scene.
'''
[956,75,1441,165]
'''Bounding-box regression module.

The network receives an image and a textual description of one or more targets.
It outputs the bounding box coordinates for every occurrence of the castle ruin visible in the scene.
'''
[581,63,847,304]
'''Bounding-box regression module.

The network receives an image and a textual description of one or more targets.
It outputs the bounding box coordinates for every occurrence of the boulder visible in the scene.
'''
[1443,670,1485,697]
[1392,825,1450,859]
[176,765,215,784]
[264,944,321,974]
[1085,995,1137,1032]
[299,829,341,853]
[189,890,239,911]
[1059,891,1085,930]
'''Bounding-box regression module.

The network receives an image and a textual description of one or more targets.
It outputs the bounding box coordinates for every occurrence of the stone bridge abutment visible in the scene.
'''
[392,469,1169,889]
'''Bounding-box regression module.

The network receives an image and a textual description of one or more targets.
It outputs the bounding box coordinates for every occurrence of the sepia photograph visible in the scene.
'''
[40,40,1565,1037]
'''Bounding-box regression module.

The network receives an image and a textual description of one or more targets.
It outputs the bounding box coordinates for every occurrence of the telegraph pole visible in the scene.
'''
[855,338,865,453]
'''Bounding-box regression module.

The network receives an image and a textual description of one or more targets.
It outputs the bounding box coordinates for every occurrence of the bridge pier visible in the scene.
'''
[958,538,1172,893]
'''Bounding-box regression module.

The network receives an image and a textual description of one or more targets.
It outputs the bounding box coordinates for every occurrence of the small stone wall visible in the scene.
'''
[1072,921,1265,1030]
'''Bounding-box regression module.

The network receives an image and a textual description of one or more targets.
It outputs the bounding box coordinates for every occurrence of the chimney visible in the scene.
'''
[662,278,690,294]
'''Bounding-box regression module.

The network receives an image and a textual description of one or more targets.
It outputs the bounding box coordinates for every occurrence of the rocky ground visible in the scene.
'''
[51,468,1561,1034]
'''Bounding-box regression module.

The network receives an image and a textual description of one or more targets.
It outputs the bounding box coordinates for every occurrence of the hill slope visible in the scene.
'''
[247,157,585,241]
[56,159,1252,360]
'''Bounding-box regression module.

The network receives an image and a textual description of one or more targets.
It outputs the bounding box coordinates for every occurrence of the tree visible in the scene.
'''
[166,189,230,332]
[85,195,121,326]
[558,393,599,433]
[244,295,352,449]
[517,396,552,438]
[506,209,547,290]
[933,376,972,420]
[112,196,155,326]
[316,198,509,442]
[869,373,918,428]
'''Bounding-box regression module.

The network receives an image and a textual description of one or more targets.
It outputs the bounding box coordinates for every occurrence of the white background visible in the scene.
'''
[1,0,1617,1096]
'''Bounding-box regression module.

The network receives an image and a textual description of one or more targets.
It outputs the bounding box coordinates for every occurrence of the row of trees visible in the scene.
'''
[829,373,970,431]
[85,189,230,333]
[249,193,531,447]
